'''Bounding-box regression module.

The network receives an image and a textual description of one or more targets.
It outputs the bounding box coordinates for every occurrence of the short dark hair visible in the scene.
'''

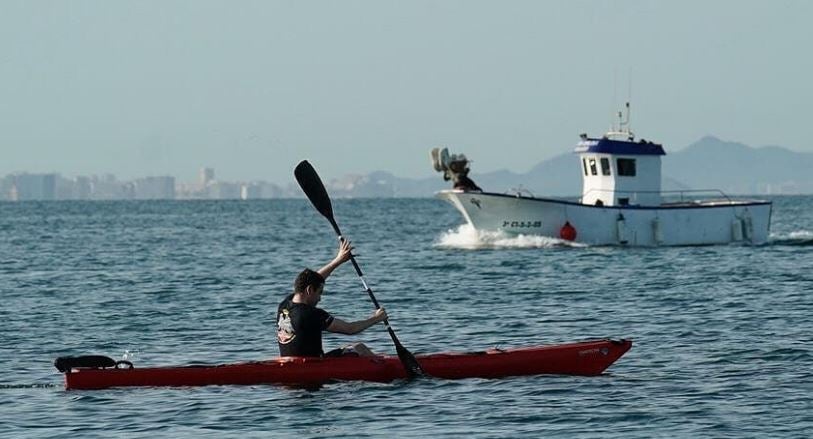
[294,268,325,294]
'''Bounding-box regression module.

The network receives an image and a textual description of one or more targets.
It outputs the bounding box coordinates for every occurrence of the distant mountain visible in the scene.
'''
[314,154,582,198]
[664,136,813,194]
[322,137,813,197]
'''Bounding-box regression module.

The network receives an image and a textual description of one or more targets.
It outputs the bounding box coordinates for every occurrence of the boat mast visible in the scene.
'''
[605,102,634,141]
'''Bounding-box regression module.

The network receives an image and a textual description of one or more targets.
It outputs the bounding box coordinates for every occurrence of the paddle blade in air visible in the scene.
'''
[294,160,335,223]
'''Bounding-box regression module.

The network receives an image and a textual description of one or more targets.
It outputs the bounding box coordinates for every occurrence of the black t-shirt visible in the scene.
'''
[277,294,335,357]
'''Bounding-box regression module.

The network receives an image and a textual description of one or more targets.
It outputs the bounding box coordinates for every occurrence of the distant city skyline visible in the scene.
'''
[2,1,812,184]
[0,167,288,201]
[5,133,813,200]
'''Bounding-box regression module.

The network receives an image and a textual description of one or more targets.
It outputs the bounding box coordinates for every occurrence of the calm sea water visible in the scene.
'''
[1,196,811,438]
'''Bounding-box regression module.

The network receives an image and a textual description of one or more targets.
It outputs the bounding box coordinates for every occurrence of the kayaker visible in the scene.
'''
[277,238,388,357]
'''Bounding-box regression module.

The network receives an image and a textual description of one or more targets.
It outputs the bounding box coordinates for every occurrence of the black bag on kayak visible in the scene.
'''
[54,355,117,372]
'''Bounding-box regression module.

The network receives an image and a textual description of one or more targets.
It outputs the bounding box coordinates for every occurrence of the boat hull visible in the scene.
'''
[439,190,772,246]
[62,339,631,390]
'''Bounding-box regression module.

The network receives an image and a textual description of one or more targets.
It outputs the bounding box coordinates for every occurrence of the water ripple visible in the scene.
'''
[0,197,811,437]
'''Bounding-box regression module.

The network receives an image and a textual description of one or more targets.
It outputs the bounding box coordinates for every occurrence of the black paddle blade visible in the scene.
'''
[395,340,425,378]
[294,160,336,225]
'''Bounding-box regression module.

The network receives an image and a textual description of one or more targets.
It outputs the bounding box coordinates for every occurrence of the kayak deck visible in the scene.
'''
[61,339,632,390]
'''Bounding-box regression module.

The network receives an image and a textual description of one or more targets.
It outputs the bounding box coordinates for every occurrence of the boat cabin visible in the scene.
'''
[573,104,666,207]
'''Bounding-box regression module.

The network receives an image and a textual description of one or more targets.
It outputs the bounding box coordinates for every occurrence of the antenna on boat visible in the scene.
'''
[626,71,633,140]
[623,101,633,141]
[605,71,634,141]
[606,101,634,141]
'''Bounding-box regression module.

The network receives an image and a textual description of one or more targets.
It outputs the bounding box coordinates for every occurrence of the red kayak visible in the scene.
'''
[58,339,631,390]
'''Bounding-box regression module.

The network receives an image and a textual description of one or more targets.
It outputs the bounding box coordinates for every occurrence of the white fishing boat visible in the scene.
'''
[432,104,772,246]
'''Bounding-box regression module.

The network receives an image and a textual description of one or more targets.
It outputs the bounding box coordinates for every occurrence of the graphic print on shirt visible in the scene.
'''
[277,308,295,344]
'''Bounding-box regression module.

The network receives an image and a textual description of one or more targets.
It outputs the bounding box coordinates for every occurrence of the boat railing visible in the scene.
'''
[580,188,733,204]
[507,186,535,198]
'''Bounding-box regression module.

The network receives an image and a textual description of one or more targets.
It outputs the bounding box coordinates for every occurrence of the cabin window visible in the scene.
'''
[600,158,611,176]
[617,158,636,176]
[618,198,630,206]
[582,158,588,176]
[588,158,597,176]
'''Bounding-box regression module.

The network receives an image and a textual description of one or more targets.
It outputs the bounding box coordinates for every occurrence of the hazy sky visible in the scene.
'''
[2,1,811,184]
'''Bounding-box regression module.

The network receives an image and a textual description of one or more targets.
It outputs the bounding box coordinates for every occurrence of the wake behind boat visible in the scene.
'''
[55,339,631,390]
[432,104,772,246]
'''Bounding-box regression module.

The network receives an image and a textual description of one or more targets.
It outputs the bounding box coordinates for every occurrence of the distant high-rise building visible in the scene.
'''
[11,173,57,200]
[0,175,14,201]
[89,174,127,200]
[258,182,284,198]
[199,168,215,188]
[208,181,241,199]
[241,183,262,200]
[55,175,76,200]
[134,176,176,200]
[74,176,92,200]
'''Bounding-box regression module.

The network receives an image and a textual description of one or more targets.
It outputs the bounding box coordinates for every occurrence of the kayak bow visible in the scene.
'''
[58,339,632,390]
